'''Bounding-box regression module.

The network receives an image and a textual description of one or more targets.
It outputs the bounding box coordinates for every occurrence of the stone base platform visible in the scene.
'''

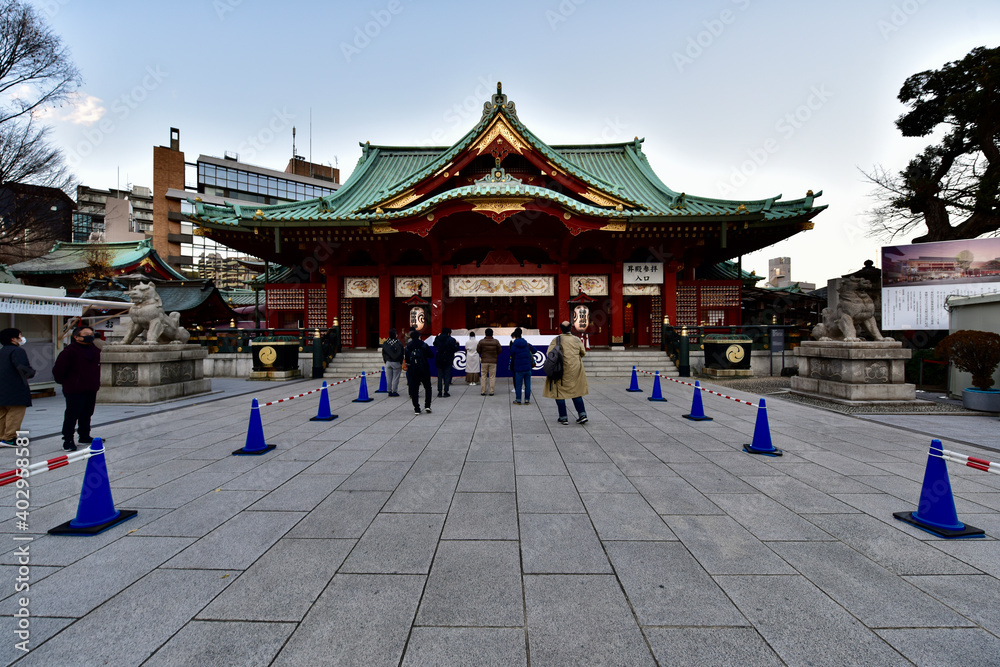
[703,368,753,378]
[248,368,303,381]
[99,343,211,403]
[790,340,914,402]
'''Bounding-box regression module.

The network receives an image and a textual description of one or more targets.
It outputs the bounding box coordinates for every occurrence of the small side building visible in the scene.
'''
[944,292,1000,397]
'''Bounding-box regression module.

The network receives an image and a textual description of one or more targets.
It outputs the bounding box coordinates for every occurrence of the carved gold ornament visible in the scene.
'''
[725,344,745,363]
[381,190,420,210]
[473,116,526,156]
[258,346,277,365]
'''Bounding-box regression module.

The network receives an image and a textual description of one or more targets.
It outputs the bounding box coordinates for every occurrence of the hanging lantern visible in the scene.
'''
[567,291,596,334]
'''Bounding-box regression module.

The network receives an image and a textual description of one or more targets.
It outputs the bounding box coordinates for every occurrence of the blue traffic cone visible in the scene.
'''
[233,398,277,455]
[683,381,713,421]
[893,440,984,538]
[353,371,374,403]
[375,366,388,393]
[647,371,667,402]
[48,438,137,535]
[310,381,338,422]
[626,366,642,392]
[743,398,782,456]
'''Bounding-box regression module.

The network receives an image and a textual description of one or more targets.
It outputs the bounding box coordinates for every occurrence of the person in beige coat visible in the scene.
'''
[543,321,589,424]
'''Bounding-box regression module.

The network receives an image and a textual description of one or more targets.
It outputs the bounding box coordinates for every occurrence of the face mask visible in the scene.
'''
[18,336,26,345]
[81,335,95,344]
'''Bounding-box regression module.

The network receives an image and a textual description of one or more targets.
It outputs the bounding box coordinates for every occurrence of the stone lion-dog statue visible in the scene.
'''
[812,277,884,342]
[120,282,191,345]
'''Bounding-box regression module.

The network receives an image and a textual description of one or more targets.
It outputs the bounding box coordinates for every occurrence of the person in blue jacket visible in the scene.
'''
[509,327,536,405]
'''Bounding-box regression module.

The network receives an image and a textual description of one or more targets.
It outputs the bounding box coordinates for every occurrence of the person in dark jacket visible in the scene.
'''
[52,326,101,451]
[508,327,536,405]
[381,328,404,397]
[0,328,35,446]
[434,328,459,398]
[404,330,433,415]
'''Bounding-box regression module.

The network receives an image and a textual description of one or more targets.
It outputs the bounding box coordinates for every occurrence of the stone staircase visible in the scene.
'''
[324,350,385,379]
[324,348,676,379]
[582,349,678,378]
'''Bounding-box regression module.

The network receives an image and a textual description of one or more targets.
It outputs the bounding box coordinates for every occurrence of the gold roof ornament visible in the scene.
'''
[737,204,747,213]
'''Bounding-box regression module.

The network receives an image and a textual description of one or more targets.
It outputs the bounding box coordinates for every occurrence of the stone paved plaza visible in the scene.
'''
[3,375,1000,666]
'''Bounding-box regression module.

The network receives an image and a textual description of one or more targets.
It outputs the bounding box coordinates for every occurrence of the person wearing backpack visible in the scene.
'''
[405,330,434,414]
[433,328,459,398]
[381,328,404,397]
[543,321,589,425]
[509,327,536,405]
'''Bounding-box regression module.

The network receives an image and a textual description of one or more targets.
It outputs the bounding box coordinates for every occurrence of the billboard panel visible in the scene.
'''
[881,238,1000,330]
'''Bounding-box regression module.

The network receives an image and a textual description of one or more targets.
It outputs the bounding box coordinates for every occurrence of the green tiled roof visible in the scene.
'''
[6,240,186,278]
[189,86,825,229]
[696,261,763,283]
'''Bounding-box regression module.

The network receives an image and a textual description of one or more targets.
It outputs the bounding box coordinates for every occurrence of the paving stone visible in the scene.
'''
[441,492,518,540]
[250,473,346,511]
[221,461,311,490]
[605,541,746,626]
[457,461,515,492]
[0,616,72,665]
[520,514,611,574]
[778,463,881,494]
[515,475,584,513]
[708,493,835,541]
[409,450,466,476]
[607,449,677,476]
[669,463,759,494]
[340,513,445,574]
[931,539,1000,579]
[580,492,675,540]
[136,489,265,537]
[514,451,567,476]
[119,472,240,509]
[565,462,636,493]
[163,510,304,570]
[512,433,556,451]
[771,541,974,628]
[630,475,722,515]
[0,536,191,618]
[303,449,372,475]
[524,575,656,666]
[273,574,424,667]
[644,628,783,667]
[741,475,860,513]
[199,538,354,621]
[286,490,389,538]
[339,461,413,491]
[15,568,233,667]
[416,541,522,627]
[144,620,295,667]
[402,628,526,667]
[383,474,458,513]
[663,515,795,575]
[904,574,1000,636]
[875,628,1000,667]
[718,575,913,666]
[804,513,981,575]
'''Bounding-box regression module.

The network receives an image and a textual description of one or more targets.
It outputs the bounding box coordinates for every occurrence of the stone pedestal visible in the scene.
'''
[99,343,212,403]
[790,340,915,403]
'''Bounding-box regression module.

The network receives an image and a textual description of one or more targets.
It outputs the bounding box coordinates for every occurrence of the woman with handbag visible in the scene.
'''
[543,321,589,425]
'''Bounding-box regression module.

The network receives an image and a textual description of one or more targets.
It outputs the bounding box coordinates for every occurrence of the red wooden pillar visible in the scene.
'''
[379,267,391,342]
[431,267,443,334]
[558,263,570,325]
[611,261,624,346]
[661,270,678,326]
[324,259,339,328]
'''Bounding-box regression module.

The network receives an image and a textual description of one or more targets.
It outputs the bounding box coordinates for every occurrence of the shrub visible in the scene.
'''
[935,330,1000,390]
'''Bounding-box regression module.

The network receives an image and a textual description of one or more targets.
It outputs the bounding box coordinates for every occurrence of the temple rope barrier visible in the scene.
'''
[258,370,380,407]
[635,368,758,407]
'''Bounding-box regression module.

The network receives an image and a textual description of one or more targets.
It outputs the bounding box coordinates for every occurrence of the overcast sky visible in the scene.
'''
[33,0,1000,285]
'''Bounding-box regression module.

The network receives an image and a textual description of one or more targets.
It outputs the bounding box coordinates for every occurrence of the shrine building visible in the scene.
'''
[186,84,826,348]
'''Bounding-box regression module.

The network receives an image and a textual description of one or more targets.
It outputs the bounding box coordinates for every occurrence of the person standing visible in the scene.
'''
[476,328,502,396]
[465,331,481,385]
[381,328,404,397]
[434,328,459,397]
[509,327,536,405]
[404,330,433,414]
[52,325,101,451]
[0,328,35,446]
[543,321,589,425]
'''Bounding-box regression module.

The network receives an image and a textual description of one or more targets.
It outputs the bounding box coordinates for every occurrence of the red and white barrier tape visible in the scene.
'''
[635,369,758,408]
[0,446,97,487]
[930,447,1000,477]
[259,369,381,407]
